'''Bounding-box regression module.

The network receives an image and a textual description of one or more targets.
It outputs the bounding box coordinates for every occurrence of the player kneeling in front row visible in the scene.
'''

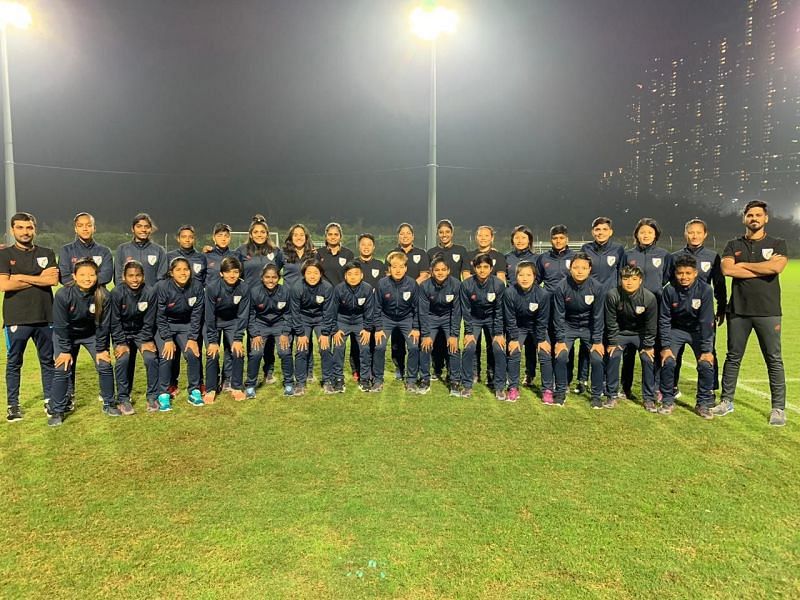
[604,265,658,411]
[154,257,204,411]
[373,252,420,393]
[418,255,463,396]
[204,256,249,403]
[327,261,376,393]
[461,253,507,399]
[48,258,115,426]
[659,255,716,418]
[110,260,159,415]
[246,263,294,398]
[504,261,553,403]
[552,253,605,407]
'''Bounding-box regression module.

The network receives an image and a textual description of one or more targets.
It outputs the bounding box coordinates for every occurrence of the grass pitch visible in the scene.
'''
[1,264,799,598]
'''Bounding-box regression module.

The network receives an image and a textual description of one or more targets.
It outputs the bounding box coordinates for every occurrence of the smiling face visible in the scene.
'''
[359,237,374,259]
[345,267,363,286]
[214,230,231,249]
[221,268,240,286]
[684,223,707,248]
[74,215,95,242]
[620,274,642,294]
[123,267,144,291]
[11,219,35,246]
[516,266,535,289]
[636,225,656,247]
[512,231,530,251]
[171,262,191,286]
[74,265,98,292]
[177,229,195,250]
[591,223,612,244]
[570,258,591,283]
[674,265,698,288]
[262,269,279,290]
[437,224,453,247]
[326,228,341,247]
[431,261,450,283]
[476,227,493,250]
[398,226,414,248]
[551,233,568,251]
[474,261,492,281]
[389,258,407,280]
[132,219,152,242]
[250,224,268,245]
[304,265,321,286]
[292,227,307,249]
[743,206,768,235]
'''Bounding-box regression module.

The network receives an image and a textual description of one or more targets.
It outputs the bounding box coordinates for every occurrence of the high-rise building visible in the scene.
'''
[601,0,800,214]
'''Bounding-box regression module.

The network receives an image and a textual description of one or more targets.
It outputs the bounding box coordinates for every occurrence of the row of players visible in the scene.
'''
[0,201,787,426]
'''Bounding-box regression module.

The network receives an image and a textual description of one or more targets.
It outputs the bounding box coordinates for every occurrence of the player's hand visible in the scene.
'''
[590,343,604,357]
[231,341,244,358]
[206,343,220,359]
[114,344,130,359]
[409,329,420,344]
[508,340,521,354]
[332,330,345,346]
[359,330,371,346]
[55,352,73,371]
[96,351,111,364]
[447,336,459,354]
[297,335,309,351]
[420,336,434,352]
[279,335,291,351]
[162,341,176,360]
[699,352,714,364]
[250,335,263,351]
[185,340,200,357]
[319,335,330,351]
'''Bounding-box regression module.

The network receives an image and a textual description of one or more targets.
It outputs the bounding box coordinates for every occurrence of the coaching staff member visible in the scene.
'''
[711,200,788,426]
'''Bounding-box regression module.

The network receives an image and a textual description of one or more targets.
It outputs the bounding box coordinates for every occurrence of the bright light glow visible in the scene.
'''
[410,6,458,41]
[0,2,32,29]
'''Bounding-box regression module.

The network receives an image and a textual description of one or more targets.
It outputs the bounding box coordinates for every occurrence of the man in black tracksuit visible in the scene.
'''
[604,265,658,411]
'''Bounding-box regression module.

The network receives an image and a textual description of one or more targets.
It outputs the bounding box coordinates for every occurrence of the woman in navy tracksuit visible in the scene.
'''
[236,215,284,289]
[154,257,205,411]
[205,222,241,283]
[281,223,316,291]
[326,261,376,393]
[290,258,334,396]
[204,256,249,403]
[460,253,507,399]
[418,255,462,396]
[114,212,168,286]
[505,224,540,386]
[48,258,115,426]
[503,261,554,403]
[110,260,158,414]
[246,263,294,397]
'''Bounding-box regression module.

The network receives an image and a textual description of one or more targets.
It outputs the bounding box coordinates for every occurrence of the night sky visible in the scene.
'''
[4,0,734,234]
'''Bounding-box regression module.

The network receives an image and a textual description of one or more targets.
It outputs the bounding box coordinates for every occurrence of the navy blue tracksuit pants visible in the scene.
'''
[155,330,201,394]
[114,337,159,403]
[4,323,54,406]
[419,316,462,385]
[660,329,714,407]
[294,321,334,386]
[606,334,655,401]
[373,317,418,385]
[246,329,293,388]
[206,325,245,391]
[462,320,505,391]
[554,326,603,398]
[507,330,553,391]
[51,334,115,413]
[332,322,372,384]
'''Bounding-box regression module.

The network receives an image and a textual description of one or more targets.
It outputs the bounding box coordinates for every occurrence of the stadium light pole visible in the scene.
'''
[410,3,458,249]
[0,2,31,245]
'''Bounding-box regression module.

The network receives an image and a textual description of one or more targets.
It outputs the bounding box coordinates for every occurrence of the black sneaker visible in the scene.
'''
[449,385,461,397]
[590,397,603,410]
[6,405,22,422]
[323,381,336,395]
[103,405,123,417]
[416,382,431,395]
[405,382,419,394]
[335,380,346,393]
[572,381,587,395]
[695,405,714,420]
[358,379,372,393]
[48,413,64,427]
[370,381,384,393]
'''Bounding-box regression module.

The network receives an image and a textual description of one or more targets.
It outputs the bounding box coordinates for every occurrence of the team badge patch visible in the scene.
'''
[487,292,496,302]
[413,255,421,264]
[193,263,201,273]
[565,260,571,269]
[267,253,274,261]
[277,301,286,309]
[452,253,461,262]
[372,269,380,278]
[700,261,711,273]
[445,294,454,303]
[492,259,497,266]
[339,257,347,266]
[358,297,366,306]
[692,299,702,309]
[606,256,616,267]
[233,295,242,304]
[93,255,103,265]
[10,326,17,333]
[315,295,325,304]
[529,302,539,312]
[402,291,411,301]
[762,248,774,260]
[652,258,662,268]
[635,305,645,314]
[188,297,197,307]
[585,295,595,304]
[37,257,48,268]
[147,254,157,266]
[89,303,96,314]
[137,302,148,312]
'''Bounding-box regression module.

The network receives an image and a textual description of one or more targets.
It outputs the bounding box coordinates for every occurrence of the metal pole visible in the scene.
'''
[426,41,437,250]
[1,25,17,246]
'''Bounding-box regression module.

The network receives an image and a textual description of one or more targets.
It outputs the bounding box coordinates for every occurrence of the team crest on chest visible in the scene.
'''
[700,261,711,273]
[193,263,202,273]
[529,302,539,312]
[606,256,616,266]
[357,297,366,306]
[89,303,96,314]
[445,294,454,303]
[9,325,17,333]
[585,294,595,304]
[315,295,325,304]
[652,257,662,268]
[452,253,461,262]
[147,254,157,266]
[692,298,702,309]
[339,257,346,266]
[487,292,496,302]
[233,295,242,304]
[188,297,197,306]
[37,257,48,268]
[635,305,645,314]
[565,259,571,269]
[372,268,380,278]
[492,259,497,266]
[413,255,421,264]
[277,301,286,309]
[762,248,774,260]
[137,302,148,312]
[267,252,274,261]
[93,255,103,265]
[402,291,411,301]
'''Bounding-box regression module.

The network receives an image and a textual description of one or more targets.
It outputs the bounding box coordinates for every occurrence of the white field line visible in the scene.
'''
[738,378,800,383]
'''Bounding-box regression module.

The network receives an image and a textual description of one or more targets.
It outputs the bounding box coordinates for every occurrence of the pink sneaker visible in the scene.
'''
[541,389,554,405]
[507,387,520,402]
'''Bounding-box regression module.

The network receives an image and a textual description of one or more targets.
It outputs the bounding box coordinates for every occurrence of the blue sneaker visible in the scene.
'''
[157,393,172,412]
[188,389,204,406]
[245,387,257,399]
[283,384,294,397]
[710,399,733,417]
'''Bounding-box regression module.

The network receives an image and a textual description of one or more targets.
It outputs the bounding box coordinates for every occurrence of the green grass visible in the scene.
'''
[2,265,800,598]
